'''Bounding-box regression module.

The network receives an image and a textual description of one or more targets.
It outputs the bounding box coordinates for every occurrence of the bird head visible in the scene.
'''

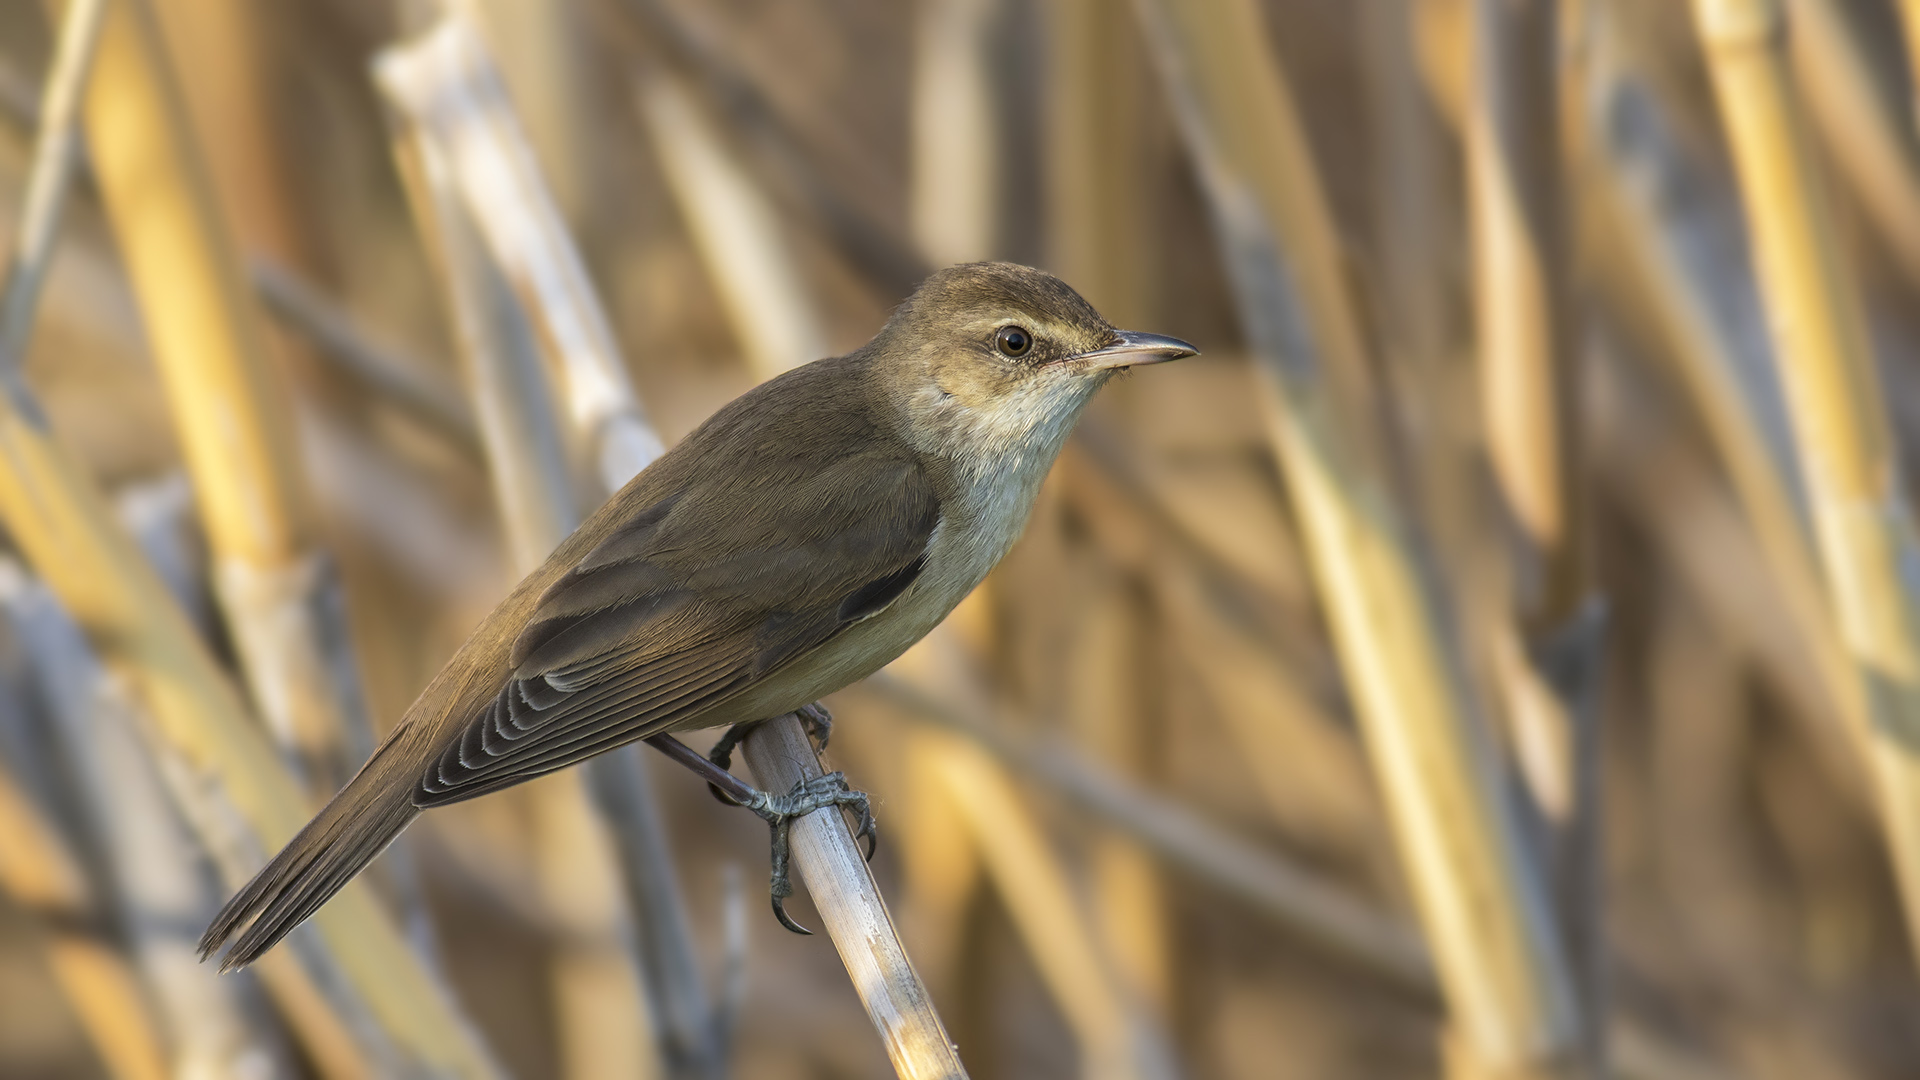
[873,262,1196,464]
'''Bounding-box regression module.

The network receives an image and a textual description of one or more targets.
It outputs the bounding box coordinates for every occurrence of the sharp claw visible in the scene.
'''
[798,702,834,751]
[853,807,879,862]
[707,780,741,807]
[771,894,813,936]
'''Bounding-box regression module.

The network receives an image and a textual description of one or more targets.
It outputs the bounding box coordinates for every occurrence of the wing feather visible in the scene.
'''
[412,450,939,807]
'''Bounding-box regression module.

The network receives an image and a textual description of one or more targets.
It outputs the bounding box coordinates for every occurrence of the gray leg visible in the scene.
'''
[643,714,876,936]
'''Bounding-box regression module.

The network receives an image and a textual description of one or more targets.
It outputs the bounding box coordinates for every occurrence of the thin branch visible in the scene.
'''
[738,713,969,1080]
[250,258,483,457]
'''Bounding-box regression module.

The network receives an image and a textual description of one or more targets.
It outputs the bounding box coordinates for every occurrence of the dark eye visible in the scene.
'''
[995,324,1033,358]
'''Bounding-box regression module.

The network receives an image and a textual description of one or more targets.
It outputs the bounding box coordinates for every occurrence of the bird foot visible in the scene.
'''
[742,772,877,935]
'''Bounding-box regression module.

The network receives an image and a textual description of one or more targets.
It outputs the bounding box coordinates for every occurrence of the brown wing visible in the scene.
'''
[413,449,938,806]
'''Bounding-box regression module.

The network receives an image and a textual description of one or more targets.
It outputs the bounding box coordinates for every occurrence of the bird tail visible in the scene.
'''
[198,733,421,972]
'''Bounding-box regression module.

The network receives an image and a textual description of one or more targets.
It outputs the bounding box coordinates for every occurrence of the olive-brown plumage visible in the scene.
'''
[200,262,1193,970]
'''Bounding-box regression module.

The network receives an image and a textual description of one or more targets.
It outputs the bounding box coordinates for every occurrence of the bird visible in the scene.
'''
[199,261,1195,970]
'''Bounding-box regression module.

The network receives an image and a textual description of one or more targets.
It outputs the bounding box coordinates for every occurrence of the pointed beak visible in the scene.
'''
[1073,330,1199,372]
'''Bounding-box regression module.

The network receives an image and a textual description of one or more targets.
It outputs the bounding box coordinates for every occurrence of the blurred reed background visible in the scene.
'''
[0,0,1917,1077]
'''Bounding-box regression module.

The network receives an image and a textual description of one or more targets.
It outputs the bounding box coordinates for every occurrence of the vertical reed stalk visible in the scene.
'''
[0,569,297,1080]
[911,0,1001,265]
[78,0,375,803]
[1468,0,1605,1060]
[0,759,169,1080]
[1046,0,1170,1024]
[0,0,101,373]
[0,3,498,1074]
[1901,2,1920,128]
[1471,0,1583,622]
[1579,48,1866,776]
[1786,0,1920,291]
[0,359,501,1077]
[1046,0,1153,324]
[1132,0,1588,1074]
[377,17,718,1075]
[637,69,828,380]
[378,25,666,1080]
[1692,0,1920,968]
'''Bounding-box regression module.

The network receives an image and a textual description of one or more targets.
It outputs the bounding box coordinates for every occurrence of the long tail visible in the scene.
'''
[198,734,421,972]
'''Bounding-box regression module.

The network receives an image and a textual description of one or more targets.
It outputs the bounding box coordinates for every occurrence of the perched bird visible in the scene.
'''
[199,261,1194,969]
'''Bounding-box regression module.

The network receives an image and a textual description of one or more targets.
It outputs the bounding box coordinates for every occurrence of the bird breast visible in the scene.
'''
[696,404,1073,729]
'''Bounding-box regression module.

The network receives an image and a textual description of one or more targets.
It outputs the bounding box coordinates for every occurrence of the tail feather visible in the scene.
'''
[199,737,421,972]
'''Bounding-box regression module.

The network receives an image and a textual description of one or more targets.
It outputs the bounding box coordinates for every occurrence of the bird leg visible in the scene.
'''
[642,721,877,935]
[706,701,835,777]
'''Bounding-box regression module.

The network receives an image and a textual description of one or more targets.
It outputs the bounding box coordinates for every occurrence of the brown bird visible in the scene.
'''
[199,262,1194,969]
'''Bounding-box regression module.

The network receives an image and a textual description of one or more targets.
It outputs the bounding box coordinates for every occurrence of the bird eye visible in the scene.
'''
[995,325,1033,358]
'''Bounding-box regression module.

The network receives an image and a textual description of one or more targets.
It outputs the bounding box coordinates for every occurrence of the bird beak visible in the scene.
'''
[1072,330,1199,372]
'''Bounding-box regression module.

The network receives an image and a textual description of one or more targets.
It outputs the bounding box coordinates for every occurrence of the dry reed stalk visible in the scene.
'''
[869,672,1436,990]
[0,570,298,1080]
[636,69,827,379]
[0,759,169,1080]
[1066,581,1173,1017]
[144,0,299,266]
[737,715,969,1080]
[377,22,674,1080]
[76,0,374,801]
[1902,3,1920,125]
[606,0,932,300]
[377,17,722,1075]
[1131,0,1587,1075]
[1468,0,1606,1062]
[1045,0,1171,1021]
[901,9,1183,1063]
[886,633,1177,1080]
[0,250,504,1079]
[1579,53,1865,782]
[1046,0,1153,325]
[377,16,662,493]
[910,0,1001,266]
[1470,0,1584,625]
[0,4,498,1075]
[1786,0,1920,291]
[465,0,602,231]
[1692,0,1920,967]
[1363,0,1476,572]
[0,0,100,373]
